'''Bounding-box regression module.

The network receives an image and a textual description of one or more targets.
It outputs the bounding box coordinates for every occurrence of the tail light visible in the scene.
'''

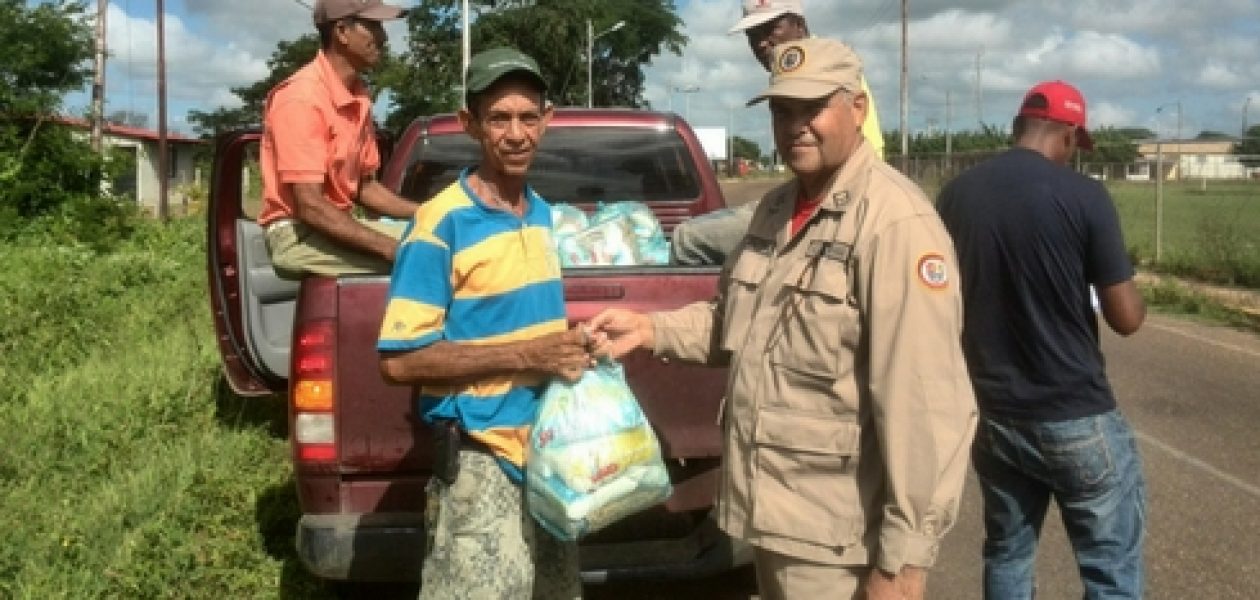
[292,319,336,463]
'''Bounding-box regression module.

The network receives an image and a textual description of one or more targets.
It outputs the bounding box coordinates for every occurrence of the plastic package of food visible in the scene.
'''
[550,201,671,267]
[527,360,672,540]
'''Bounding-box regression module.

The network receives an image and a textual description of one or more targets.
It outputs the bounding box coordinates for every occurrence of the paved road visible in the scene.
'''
[588,179,1260,598]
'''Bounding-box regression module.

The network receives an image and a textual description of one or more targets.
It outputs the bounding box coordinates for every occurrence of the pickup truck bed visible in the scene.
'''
[207,109,747,583]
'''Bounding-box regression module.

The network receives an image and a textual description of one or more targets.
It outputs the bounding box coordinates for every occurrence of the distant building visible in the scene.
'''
[56,117,205,215]
[1128,138,1253,181]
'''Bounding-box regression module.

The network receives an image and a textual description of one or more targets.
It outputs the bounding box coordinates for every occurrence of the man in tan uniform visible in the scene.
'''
[590,38,976,599]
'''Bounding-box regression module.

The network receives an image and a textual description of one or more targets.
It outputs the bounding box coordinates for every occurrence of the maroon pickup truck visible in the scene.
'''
[207,109,749,583]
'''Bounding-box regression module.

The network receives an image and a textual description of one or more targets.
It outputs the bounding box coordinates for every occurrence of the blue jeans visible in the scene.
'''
[973,409,1147,600]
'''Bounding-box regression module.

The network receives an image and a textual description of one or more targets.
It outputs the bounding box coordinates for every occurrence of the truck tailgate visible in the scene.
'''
[330,268,725,476]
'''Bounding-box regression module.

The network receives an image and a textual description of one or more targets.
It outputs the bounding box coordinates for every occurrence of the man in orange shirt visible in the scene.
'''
[258,0,419,277]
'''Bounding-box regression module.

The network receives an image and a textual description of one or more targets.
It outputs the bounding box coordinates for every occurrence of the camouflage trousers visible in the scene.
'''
[419,448,582,600]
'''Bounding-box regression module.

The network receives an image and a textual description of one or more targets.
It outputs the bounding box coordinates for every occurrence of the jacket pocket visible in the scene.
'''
[721,245,771,352]
[750,407,865,547]
[767,254,858,379]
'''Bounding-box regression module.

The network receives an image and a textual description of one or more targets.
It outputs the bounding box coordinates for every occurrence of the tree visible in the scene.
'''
[1196,130,1231,140]
[1235,125,1260,168]
[380,0,687,131]
[0,0,128,236]
[188,36,319,138]
[731,135,760,162]
[1087,127,1139,165]
[1115,127,1156,140]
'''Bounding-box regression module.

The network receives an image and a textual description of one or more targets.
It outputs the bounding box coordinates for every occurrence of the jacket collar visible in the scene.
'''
[814,140,874,214]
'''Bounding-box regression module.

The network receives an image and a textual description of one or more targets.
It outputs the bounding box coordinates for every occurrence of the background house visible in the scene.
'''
[1129,138,1253,181]
[57,117,205,215]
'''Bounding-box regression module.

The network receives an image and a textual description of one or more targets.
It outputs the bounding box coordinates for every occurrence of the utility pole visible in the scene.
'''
[945,89,953,173]
[1155,140,1164,262]
[157,0,169,222]
[1243,97,1251,138]
[899,0,909,172]
[90,0,107,152]
[462,0,470,105]
[975,47,984,127]
[586,19,625,108]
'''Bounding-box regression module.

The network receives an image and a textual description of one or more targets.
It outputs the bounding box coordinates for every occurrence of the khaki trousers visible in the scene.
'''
[754,548,865,600]
[264,218,405,277]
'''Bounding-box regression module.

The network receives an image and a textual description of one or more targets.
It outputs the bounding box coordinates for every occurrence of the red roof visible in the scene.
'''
[54,116,203,145]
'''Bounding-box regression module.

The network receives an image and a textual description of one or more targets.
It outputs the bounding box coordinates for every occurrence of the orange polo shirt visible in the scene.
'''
[258,51,380,227]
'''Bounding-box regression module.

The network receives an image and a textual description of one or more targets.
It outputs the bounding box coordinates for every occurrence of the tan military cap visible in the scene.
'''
[747,38,863,106]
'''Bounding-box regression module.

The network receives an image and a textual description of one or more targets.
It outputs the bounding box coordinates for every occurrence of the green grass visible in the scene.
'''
[0,219,333,599]
[1109,180,1260,286]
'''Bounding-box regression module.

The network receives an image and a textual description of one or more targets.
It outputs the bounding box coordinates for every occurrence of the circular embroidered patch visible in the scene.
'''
[917,253,949,289]
[777,45,805,73]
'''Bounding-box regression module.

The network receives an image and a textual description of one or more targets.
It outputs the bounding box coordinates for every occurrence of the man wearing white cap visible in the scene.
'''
[728,0,884,158]
[671,0,885,267]
[590,38,976,600]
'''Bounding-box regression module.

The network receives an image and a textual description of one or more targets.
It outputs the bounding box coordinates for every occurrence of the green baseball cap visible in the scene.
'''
[465,47,547,95]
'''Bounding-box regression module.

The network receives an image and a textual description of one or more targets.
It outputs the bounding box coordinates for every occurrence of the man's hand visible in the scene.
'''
[864,566,927,600]
[587,309,655,360]
[521,327,592,382]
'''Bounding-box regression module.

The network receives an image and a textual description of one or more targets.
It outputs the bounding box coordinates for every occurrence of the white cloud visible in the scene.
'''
[76,0,1260,139]
[1091,101,1136,128]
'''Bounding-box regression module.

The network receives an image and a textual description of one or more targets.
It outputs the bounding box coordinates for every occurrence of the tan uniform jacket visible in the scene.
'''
[652,142,977,573]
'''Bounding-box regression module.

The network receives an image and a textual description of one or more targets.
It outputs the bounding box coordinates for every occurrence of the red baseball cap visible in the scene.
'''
[1018,80,1094,150]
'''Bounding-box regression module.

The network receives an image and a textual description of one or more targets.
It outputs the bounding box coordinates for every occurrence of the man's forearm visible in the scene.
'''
[381,330,588,387]
[292,184,398,261]
[381,340,533,386]
[360,180,421,220]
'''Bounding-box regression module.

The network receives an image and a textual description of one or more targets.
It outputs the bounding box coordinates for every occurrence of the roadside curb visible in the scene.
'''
[1135,271,1260,319]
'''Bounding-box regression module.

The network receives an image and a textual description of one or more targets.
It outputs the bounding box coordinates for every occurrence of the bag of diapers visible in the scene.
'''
[527,360,672,540]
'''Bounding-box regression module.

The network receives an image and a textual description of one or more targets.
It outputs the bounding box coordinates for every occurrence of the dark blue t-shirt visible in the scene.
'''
[936,147,1134,421]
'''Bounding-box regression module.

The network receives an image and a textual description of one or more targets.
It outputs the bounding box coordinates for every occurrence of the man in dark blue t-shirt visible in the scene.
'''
[937,80,1148,600]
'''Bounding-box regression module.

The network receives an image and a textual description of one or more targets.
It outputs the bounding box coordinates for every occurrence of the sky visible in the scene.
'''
[49,0,1260,153]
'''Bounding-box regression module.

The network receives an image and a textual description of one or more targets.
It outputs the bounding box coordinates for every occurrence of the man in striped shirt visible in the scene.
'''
[377,47,590,599]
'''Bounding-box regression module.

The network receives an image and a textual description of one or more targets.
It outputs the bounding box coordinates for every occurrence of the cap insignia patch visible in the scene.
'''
[916,253,949,290]
[777,45,805,74]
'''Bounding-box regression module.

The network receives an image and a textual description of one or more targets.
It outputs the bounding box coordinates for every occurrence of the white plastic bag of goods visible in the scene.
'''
[526,360,672,541]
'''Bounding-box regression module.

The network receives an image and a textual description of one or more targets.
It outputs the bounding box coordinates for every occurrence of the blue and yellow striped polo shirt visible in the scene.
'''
[377,170,566,482]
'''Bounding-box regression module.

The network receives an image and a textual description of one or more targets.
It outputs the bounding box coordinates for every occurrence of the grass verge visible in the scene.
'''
[1137,275,1260,333]
[0,218,333,599]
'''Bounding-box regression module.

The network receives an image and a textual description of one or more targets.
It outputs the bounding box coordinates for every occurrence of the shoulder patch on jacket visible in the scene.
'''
[916,253,949,290]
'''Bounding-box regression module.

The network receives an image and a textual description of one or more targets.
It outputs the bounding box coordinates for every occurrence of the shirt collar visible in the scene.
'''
[314,50,370,109]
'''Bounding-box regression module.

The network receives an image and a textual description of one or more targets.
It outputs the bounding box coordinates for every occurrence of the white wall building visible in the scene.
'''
[59,118,205,215]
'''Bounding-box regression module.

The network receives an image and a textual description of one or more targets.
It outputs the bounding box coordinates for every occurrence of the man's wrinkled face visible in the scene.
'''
[771,90,868,178]
[461,78,552,179]
[745,14,808,71]
[338,17,388,69]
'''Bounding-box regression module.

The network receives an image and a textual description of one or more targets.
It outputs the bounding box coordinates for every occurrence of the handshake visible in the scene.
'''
[528,309,657,382]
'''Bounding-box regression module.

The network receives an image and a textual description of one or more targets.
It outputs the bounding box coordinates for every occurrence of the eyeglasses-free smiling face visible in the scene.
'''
[462,77,553,180]
[770,90,868,182]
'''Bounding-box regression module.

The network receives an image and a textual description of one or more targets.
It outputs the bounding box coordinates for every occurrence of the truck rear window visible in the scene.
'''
[399,127,701,207]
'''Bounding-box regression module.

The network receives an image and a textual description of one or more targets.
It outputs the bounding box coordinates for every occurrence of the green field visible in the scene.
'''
[1109,180,1260,282]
